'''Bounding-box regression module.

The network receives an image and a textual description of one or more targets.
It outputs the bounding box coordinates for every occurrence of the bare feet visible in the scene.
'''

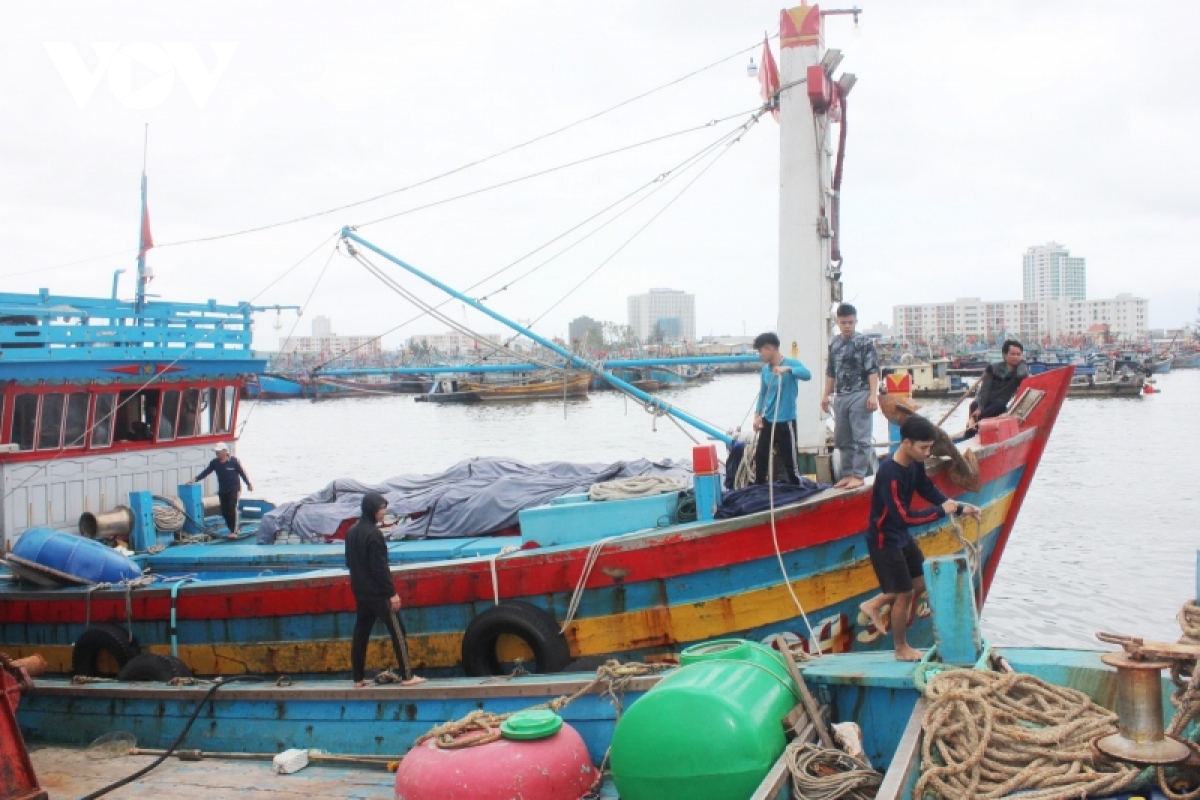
[834,476,865,490]
[895,646,924,662]
[859,601,889,635]
[354,680,371,689]
[401,676,427,686]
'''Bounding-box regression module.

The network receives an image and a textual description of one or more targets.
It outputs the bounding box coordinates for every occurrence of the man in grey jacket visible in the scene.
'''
[821,304,880,490]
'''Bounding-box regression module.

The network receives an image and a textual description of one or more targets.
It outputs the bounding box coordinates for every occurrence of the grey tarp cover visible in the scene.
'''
[256,457,693,543]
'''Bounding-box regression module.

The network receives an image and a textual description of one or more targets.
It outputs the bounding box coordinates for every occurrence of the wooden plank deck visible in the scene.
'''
[29,746,397,799]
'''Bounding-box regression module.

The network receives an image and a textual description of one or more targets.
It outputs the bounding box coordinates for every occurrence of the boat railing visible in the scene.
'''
[0,292,257,361]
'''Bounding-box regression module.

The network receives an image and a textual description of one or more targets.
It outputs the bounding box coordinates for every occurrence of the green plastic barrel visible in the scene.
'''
[610,639,799,800]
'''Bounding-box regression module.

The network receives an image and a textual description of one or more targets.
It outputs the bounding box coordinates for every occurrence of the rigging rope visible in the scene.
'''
[152,40,770,248]
[355,109,758,228]
[310,110,763,372]
[765,372,823,655]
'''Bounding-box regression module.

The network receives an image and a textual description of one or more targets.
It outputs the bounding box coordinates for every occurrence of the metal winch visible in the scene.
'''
[1093,631,1197,765]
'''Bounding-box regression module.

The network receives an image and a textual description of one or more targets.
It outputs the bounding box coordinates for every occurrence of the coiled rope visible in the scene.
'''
[1179,600,1200,641]
[588,476,688,501]
[1153,601,1200,800]
[916,669,1140,800]
[152,496,186,533]
[785,742,881,800]
[416,659,670,749]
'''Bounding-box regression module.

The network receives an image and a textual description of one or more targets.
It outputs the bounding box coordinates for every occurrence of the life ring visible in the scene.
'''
[117,652,194,682]
[72,623,141,677]
[461,601,572,677]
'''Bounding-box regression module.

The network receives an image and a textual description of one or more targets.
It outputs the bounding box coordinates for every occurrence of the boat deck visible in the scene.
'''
[29,745,626,799]
[30,746,397,800]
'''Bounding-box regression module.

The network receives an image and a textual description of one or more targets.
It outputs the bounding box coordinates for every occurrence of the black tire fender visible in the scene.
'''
[72,623,140,677]
[117,652,194,682]
[461,600,572,677]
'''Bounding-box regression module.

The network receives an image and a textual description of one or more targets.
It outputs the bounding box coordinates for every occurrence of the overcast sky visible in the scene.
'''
[3,1,1197,350]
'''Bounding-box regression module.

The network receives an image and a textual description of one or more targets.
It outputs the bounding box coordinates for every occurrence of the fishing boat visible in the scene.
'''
[245,372,306,399]
[1068,365,1145,397]
[0,0,1068,706]
[0,166,282,547]
[415,372,590,403]
[880,359,966,398]
[312,375,434,397]
[15,541,1200,800]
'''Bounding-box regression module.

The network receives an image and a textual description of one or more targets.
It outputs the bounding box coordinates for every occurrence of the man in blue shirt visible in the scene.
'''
[752,332,812,485]
[859,415,980,660]
[192,442,253,535]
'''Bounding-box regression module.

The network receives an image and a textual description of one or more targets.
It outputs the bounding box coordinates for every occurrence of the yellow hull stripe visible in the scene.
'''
[7,494,1009,675]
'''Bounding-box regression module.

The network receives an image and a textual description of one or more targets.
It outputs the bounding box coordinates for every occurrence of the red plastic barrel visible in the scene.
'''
[395,721,597,800]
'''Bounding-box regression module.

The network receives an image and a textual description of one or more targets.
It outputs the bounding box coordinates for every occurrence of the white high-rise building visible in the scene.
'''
[406,331,503,354]
[1023,242,1087,302]
[311,315,333,338]
[893,294,1148,342]
[627,288,696,343]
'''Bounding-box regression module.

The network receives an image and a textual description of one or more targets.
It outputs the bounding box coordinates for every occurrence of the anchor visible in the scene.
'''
[1092,631,1199,765]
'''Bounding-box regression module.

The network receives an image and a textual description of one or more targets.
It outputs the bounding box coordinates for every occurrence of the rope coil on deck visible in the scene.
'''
[785,742,880,800]
[415,660,670,750]
[587,476,688,502]
[915,670,1140,800]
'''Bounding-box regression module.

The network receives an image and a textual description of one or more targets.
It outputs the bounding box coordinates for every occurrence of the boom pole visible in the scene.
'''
[340,228,742,445]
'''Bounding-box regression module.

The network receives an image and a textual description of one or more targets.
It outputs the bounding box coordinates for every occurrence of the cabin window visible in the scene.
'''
[178,388,200,438]
[113,389,158,442]
[157,389,180,442]
[197,389,212,436]
[222,386,236,433]
[91,393,116,448]
[63,392,89,449]
[12,394,37,451]
[209,386,236,434]
[37,393,65,450]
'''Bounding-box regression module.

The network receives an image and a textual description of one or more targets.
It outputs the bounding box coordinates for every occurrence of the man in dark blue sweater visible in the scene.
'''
[859,416,980,660]
[192,443,253,535]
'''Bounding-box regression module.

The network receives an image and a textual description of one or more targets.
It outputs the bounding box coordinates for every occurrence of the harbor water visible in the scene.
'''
[238,369,1200,650]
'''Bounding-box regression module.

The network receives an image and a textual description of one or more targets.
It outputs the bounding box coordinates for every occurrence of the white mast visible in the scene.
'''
[776,4,851,458]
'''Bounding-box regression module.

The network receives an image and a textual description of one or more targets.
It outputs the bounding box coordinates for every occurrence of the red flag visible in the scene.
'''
[759,37,780,122]
[139,203,154,258]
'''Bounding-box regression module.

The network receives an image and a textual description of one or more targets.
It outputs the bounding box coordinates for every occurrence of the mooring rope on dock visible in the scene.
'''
[915,670,1140,800]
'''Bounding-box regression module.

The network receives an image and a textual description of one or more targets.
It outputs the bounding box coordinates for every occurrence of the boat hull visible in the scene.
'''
[0,369,1072,678]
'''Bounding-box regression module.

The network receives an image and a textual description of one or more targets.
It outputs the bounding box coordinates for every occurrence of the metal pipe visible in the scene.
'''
[341,229,741,445]
[79,506,134,539]
[202,496,222,517]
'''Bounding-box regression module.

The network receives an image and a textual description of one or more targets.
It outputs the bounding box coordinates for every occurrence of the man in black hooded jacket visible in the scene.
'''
[345,492,424,687]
